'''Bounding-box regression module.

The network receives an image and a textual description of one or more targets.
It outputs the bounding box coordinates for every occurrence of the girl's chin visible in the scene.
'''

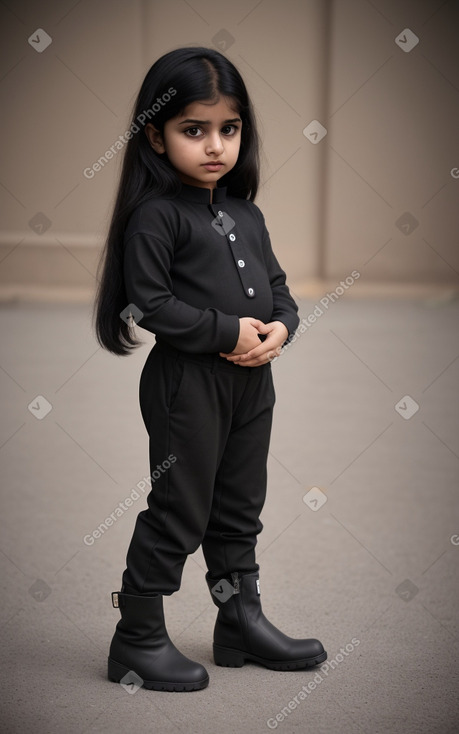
[181,174,223,187]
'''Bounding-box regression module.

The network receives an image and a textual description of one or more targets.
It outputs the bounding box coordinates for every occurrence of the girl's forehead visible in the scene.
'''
[178,97,240,119]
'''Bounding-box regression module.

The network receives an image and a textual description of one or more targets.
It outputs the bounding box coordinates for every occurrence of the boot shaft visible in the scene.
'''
[206,571,262,613]
[206,571,263,649]
[111,591,172,649]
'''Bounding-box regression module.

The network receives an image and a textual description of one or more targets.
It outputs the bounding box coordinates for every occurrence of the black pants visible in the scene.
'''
[122,340,275,595]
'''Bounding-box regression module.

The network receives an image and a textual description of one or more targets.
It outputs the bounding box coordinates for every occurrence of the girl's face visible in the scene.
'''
[146,97,242,190]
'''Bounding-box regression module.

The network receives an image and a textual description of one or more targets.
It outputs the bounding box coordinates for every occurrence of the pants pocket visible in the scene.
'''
[168,358,186,411]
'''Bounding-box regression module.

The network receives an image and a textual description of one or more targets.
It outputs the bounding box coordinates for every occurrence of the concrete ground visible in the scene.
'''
[1,295,458,734]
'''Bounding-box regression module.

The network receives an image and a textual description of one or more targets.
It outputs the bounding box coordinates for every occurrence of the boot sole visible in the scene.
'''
[107,657,209,692]
[213,645,327,670]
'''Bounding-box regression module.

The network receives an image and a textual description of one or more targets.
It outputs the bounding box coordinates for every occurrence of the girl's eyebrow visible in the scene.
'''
[178,117,242,125]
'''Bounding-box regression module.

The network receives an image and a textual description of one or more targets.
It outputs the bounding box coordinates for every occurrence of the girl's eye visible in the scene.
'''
[185,127,203,137]
[222,125,238,136]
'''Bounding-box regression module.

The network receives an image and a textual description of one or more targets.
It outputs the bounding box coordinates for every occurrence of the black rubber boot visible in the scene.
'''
[206,571,327,670]
[108,591,209,692]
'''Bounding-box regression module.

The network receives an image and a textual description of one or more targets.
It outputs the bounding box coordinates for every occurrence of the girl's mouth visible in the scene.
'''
[202,162,223,171]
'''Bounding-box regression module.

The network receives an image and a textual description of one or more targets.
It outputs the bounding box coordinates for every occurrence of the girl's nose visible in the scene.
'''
[205,133,224,155]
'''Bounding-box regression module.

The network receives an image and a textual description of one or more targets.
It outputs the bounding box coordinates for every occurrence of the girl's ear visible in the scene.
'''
[145,123,166,154]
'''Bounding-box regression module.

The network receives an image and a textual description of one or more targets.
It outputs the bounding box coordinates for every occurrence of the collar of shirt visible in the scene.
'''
[177,183,227,204]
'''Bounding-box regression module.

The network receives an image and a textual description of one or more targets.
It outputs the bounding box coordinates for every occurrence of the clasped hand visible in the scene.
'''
[220,317,288,367]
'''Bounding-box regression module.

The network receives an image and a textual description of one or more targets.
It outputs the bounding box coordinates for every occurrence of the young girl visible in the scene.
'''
[94,46,326,692]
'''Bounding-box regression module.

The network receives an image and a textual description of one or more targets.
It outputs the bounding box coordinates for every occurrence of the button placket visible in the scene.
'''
[209,205,256,299]
[225,228,256,298]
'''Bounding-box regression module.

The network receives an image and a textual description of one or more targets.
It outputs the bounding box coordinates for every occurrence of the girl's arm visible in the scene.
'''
[124,230,241,354]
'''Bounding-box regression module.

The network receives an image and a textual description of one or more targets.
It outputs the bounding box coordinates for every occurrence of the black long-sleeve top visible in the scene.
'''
[123,183,299,354]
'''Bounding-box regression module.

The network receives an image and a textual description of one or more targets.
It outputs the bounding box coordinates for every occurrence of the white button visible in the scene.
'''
[218,210,224,217]
[229,234,236,241]
[237,259,245,268]
[247,287,255,296]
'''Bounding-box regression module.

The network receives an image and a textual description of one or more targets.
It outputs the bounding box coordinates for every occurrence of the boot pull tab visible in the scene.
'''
[256,579,260,595]
[111,592,120,608]
[231,572,240,594]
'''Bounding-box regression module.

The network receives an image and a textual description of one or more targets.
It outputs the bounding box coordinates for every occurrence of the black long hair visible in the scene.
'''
[93,46,260,355]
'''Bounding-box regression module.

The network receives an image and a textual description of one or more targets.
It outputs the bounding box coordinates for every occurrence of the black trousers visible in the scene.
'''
[122,340,275,595]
